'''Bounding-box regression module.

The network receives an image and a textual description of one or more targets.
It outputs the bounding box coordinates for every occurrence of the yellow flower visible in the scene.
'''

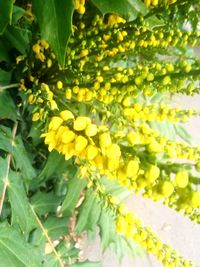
[159,181,174,197]
[62,130,76,144]
[73,116,91,131]
[106,144,121,159]
[99,132,112,148]
[85,124,98,137]
[48,117,63,130]
[86,145,98,160]
[75,135,88,152]
[60,110,74,121]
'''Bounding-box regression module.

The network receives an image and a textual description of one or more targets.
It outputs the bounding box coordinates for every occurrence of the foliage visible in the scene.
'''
[0,0,200,267]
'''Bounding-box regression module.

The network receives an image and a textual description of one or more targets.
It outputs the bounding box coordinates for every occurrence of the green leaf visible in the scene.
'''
[0,91,16,121]
[0,0,13,34]
[150,120,176,140]
[4,25,31,54]
[98,210,116,251]
[30,191,62,216]
[38,150,67,182]
[0,222,42,267]
[0,39,10,62]
[12,5,25,24]
[8,172,37,234]
[32,0,74,67]
[31,216,69,246]
[70,261,101,267]
[61,176,86,215]
[0,69,11,85]
[75,192,101,234]
[0,125,13,152]
[12,135,36,180]
[145,15,165,29]
[174,124,195,146]
[91,0,147,21]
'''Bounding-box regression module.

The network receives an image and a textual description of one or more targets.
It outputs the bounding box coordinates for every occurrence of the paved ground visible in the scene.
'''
[83,95,200,267]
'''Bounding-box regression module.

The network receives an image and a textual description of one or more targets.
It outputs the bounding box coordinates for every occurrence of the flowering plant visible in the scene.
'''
[0,0,200,266]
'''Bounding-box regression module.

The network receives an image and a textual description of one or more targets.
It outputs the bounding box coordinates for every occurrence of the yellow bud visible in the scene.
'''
[99,132,112,148]
[49,117,63,130]
[190,192,200,208]
[160,181,174,197]
[57,81,63,89]
[32,112,40,122]
[85,124,98,137]
[60,110,74,121]
[86,145,98,160]
[145,165,160,183]
[75,136,88,152]
[126,160,139,177]
[175,171,188,188]
[73,116,91,131]
[106,144,121,159]
[62,130,76,144]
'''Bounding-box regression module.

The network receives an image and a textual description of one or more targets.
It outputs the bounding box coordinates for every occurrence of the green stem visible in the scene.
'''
[0,83,19,92]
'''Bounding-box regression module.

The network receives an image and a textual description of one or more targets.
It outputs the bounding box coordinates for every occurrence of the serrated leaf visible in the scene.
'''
[4,25,31,54]
[31,216,69,247]
[38,150,67,182]
[150,120,176,140]
[75,192,101,234]
[70,261,101,267]
[0,222,42,267]
[92,0,147,21]
[174,124,195,146]
[98,210,116,251]
[0,0,13,34]
[0,91,16,121]
[12,134,36,180]
[32,0,74,67]
[61,176,86,215]
[31,191,62,216]
[0,69,11,85]
[8,172,37,234]
[0,125,13,152]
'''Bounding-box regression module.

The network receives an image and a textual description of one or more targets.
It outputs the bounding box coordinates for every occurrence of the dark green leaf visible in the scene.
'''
[61,176,86,215]
[30,191,62,216]
[38,150,67,182]
[4,25,31,54]
[174,124,195,145]
[70,261,101,267]
[12,5,25,24]
[0,91,16,121]
[0,222,42,267]
[32,0,74,67]
[0,125,13,152]
[0,69,11,85]
[0,0,13,34]
[8,172,37,234]
[0,39,10,62]
[91,0,147,21]
[12,135,36,180]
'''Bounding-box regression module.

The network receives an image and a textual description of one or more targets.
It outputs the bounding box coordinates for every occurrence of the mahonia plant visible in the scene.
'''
[0,0,200,267]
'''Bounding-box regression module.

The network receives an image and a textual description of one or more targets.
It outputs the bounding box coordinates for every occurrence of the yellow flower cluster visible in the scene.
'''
[32,40,49,62]
[144,0,177,7]
[74,0,86,14]
[116,208,194,267]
